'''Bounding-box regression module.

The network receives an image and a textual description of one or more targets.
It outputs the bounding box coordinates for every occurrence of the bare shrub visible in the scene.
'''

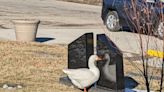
[123,0,164,91]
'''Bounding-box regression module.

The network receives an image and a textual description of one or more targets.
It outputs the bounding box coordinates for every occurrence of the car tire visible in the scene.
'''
[105,11,121,32]
[156,22,164,39]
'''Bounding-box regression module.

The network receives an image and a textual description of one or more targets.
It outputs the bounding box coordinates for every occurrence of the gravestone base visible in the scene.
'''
[90,86,124,92]
[59,76,124,92]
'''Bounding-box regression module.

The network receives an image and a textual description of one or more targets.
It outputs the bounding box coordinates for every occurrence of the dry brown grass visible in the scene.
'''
[0,40,163,91]
[0,41,81,92]
[124,59,164,91]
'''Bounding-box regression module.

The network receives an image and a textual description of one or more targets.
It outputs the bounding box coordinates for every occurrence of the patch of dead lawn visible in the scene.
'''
[0,41,81,92]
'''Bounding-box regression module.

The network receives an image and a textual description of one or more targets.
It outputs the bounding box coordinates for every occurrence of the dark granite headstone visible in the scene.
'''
[68,33,94,69]
[97,34,125,91]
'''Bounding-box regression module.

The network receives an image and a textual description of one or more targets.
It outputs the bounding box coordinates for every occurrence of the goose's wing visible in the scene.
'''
[63,68,94,80]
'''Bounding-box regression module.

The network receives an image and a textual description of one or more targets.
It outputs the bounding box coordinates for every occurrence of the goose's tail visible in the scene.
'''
[62,69,70,74]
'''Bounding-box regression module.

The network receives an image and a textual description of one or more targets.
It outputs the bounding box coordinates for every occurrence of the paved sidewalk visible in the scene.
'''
[0,28,104,44]
[0,28,163,53]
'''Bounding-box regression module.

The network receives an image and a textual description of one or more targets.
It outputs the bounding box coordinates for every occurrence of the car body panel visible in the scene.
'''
[101,0,163,29]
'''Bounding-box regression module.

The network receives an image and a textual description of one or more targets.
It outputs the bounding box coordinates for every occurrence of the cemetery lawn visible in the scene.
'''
[124,59,163,91]
[0,40,162,91]
[0,41,81,92]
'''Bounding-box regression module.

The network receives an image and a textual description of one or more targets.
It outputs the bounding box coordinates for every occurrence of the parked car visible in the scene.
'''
[101,0,164,38]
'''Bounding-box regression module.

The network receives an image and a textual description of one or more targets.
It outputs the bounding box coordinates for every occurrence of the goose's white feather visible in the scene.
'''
[63,55,100,89]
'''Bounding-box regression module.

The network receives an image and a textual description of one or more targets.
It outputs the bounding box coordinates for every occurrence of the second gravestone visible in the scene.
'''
[68,33,94,69]
[97,34,125,91]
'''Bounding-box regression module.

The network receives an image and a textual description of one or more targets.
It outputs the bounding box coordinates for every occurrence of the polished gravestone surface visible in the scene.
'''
[68,33,94,68]
[97,34,125,91]
[60,33,125,92]
[60,32,95,91]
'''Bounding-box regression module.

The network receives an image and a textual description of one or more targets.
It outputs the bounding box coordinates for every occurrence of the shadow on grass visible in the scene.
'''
[125,76,139,89]
[35,37,55,43]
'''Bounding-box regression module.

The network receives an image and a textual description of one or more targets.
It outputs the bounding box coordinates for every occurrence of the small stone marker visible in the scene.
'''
[68,33,94,69]
[97,34,125,91]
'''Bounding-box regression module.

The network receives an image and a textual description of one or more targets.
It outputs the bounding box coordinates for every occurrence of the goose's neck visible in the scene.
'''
[88,59,97,69]
[88,58,99,75]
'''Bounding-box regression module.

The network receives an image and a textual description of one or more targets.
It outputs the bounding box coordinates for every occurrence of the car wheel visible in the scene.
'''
[105,11,121,32]
[156,22,164,39]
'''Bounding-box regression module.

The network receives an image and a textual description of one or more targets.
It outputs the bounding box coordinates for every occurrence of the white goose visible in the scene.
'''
[63,55,102,92]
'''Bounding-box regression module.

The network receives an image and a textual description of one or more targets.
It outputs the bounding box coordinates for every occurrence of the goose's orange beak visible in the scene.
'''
[96,56,103,61]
